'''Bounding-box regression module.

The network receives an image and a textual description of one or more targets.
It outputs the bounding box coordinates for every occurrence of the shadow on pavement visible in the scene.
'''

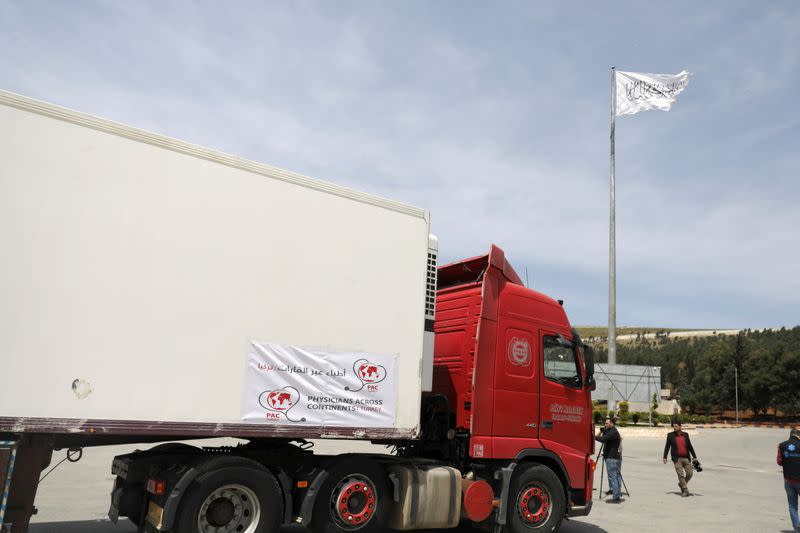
[664,490,704,497]
[30,521,136,533]
[30,518,610,533]
[560,518,611,533]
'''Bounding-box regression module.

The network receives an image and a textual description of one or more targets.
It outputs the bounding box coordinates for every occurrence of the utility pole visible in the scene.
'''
[608,66,617,415]
[735,366,739,425]
[647,367,652,426]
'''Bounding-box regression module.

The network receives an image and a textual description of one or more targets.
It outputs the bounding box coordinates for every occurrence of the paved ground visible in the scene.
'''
[28,427,795,532]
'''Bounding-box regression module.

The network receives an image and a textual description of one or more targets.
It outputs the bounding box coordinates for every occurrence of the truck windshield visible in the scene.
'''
[543,336,582,388]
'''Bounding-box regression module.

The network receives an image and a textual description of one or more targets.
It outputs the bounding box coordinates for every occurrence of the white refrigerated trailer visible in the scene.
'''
[0,90,436,531]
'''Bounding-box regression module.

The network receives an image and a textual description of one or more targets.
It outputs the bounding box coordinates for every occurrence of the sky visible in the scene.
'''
[1,1,798,329]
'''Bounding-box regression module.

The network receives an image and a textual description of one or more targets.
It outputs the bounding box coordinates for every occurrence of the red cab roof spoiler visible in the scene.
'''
[437,244,523,289]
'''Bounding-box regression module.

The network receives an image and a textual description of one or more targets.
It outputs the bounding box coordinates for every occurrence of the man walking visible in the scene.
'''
[778,428,800,532]
[596,417,623,503]
[663,421,698,497]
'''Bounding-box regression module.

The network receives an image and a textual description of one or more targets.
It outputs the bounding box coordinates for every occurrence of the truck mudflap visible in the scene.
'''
[108,479,120,524]
[566,499,592,517]
[496,462,516,526]
[156,466,200,530]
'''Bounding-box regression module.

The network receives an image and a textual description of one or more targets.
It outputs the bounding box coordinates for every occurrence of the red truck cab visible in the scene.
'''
[433,244,596,522]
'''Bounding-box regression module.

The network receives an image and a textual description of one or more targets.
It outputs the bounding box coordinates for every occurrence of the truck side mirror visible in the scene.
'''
[583,345,596,391]
[555,334,573,347]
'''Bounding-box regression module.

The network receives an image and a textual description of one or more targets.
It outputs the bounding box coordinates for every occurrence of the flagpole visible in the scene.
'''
[608,66,617,414]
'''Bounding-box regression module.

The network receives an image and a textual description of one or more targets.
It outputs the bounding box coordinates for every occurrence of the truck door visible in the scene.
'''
[492,323,539,439]
[538,331,589,456]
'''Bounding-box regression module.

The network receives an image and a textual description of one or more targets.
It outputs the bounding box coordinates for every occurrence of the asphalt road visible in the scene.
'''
[28,427,795,532]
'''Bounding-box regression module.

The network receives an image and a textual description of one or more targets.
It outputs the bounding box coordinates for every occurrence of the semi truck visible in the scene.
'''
[0,90,597,533]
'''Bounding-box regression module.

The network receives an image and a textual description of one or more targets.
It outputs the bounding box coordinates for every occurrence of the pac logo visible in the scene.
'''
[346,358,388,392]
[508,338,531,367]
[258,386,306,422]
[790,444,797,452]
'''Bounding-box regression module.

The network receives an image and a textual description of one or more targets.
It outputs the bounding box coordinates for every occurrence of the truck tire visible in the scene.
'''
[506,464,566,533]
[174,458,283,533]
[309,457,389,533]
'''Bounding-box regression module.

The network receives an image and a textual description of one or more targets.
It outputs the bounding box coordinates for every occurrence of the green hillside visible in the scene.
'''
[575,326,702,338]
[587,326,800,418]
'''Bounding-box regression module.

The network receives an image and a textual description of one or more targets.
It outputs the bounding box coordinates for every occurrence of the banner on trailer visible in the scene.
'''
[242,342,398,427]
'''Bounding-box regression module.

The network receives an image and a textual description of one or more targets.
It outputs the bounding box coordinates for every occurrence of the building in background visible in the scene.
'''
[592,364,667,413]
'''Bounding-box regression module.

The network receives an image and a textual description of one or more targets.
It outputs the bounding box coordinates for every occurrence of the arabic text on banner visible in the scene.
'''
[242,342,398,428]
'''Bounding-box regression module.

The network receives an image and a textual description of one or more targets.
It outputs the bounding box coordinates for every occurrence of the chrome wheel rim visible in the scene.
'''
[197,483,260,533]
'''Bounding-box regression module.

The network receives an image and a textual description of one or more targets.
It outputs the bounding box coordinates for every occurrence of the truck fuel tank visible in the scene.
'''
[387,465,461,530]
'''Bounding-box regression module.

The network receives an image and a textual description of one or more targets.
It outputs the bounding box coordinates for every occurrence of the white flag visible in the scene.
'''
[615,70,690,116]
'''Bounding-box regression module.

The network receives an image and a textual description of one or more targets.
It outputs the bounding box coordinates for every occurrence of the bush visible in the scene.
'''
[688,415,716,424]
[631,413,640,425]
[650,410,659,426]
[595,410,614,422]
[672,413,717,425]
[617,401,630,426]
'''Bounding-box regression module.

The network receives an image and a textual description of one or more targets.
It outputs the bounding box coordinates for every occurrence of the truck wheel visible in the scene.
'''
[310,458,389,533]
[506,464,565,533]
[175,459,283,533]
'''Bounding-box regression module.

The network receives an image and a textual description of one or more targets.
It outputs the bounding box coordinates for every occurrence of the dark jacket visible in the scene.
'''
[663,430,697,462]
[777,437,800,481]
[595,426,622,460]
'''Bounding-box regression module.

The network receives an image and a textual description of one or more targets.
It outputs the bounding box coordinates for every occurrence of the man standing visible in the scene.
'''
[778,428,800,532]
[663,421,698,497]
[596,417,623,503]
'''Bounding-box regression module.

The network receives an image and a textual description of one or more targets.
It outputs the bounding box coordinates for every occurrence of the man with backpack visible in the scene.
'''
[778,428,800,532]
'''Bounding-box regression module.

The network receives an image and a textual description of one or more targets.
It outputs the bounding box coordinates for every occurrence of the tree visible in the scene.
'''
[650,392,659,426]
[617,401,630,426]
[770,347,800,417]
[584,326,800,419]
[741,346,780,416]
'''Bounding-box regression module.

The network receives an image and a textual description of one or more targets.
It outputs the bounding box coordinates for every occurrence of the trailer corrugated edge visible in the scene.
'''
[0,417,417,440]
